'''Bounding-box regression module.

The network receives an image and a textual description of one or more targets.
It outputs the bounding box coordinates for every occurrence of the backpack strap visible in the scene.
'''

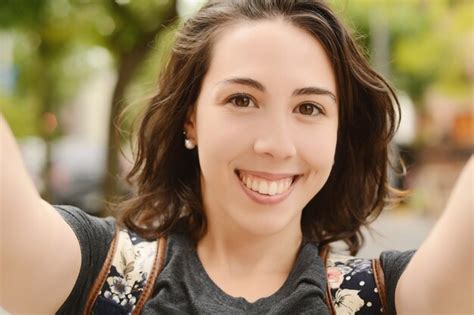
[319,245,388,315]
[320,245,337,314]
[84,226,167,315]
[372,258,388,312]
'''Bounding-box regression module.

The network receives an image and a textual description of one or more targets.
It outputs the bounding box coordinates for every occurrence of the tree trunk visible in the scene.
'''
[100,5,178,217]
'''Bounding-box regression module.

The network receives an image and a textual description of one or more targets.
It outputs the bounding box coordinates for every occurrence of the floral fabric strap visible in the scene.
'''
[84,226,167,315]
[320,246,388,315]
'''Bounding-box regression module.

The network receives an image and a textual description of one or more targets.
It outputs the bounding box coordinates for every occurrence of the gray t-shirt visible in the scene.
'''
[55,205,415,315]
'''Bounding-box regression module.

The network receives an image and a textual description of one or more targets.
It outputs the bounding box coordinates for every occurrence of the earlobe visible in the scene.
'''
[183,106,197,149]
[184,113,196,139]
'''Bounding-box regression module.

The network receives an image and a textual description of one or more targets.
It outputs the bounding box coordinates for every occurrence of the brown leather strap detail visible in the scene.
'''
[132,236,168,314]
[318,244,330,260]
[372,258,388,314]
[84,226,120,315]
[319,245,336,315]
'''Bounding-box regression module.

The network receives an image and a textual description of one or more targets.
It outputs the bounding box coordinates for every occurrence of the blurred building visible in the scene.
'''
[408,89,473,217]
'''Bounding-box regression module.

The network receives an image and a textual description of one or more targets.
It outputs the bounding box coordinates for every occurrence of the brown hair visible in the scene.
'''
[116,0,403,256]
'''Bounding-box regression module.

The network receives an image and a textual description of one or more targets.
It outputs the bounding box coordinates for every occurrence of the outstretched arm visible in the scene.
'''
[0,116,81,313]
[395,156,473,314]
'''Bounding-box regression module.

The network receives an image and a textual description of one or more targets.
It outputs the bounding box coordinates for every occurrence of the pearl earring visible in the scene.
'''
[183,130,196,150]
[184,138,196,150]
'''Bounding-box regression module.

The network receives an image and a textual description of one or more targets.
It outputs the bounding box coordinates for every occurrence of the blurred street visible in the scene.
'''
[358,210,436,258]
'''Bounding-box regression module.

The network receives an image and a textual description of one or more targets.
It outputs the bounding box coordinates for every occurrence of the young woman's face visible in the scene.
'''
[187,19,338,237]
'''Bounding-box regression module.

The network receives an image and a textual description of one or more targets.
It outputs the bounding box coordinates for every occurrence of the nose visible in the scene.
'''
[253,114,297,160]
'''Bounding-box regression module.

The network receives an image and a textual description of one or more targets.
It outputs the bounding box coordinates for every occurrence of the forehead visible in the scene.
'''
[202,18,337,97]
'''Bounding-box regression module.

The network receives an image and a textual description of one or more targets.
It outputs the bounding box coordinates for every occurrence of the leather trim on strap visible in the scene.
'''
[372,258,388,314]
[319,245,336,315]
[84,226,120,315]
[132,236,168,314]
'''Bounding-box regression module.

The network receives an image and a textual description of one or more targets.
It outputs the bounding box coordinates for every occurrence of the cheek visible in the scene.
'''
[299,123,338,169]
[195,108,249,175]
[300,131,337,199]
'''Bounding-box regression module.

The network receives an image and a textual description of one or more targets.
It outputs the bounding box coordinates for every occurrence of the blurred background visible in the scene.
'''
[0,0,473,257]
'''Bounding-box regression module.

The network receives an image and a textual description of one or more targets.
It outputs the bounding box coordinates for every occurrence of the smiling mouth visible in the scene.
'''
[235,170,300,196]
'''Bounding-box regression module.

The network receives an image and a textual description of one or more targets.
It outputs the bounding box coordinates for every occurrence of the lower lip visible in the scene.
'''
[235,172,298,205]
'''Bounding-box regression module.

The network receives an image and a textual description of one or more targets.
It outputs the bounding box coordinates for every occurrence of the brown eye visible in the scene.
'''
[296,103,322,116]
[229,94,253,107]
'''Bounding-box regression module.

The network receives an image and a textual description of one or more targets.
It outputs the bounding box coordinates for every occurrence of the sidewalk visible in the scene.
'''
[357,210,436,258]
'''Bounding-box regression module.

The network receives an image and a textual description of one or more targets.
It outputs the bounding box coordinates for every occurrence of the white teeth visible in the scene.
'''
[268,182,278,196]
[245,176,252,187]
[258,181,268,194]
[277,181,285,194]
[239,173,295,196]
[251,178,259,191]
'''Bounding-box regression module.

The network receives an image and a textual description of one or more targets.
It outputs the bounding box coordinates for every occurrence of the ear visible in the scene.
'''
[184,105,197,141]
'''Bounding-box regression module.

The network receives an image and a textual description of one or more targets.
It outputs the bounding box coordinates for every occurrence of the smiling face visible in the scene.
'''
[186,18,338,238]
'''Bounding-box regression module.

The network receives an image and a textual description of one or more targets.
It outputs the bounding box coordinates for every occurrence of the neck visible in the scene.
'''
[196,221,303,277]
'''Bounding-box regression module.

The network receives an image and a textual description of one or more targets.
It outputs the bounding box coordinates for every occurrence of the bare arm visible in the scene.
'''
[0,116,81,314]
[395,156,473,314]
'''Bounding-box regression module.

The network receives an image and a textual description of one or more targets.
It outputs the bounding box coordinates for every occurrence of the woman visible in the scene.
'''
[1,0,472,314]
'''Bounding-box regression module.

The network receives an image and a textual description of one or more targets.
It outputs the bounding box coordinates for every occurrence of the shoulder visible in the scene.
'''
[379,249,417,314]
[54,205,116,267]
[54,205,116,240]
[53,205,117,314]
[321,246,416,315]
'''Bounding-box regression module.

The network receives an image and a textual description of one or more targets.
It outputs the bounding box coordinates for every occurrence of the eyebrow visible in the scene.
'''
[217,77,337,102]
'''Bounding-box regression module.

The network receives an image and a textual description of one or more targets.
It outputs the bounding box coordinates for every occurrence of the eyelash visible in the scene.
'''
[226,93,325,116]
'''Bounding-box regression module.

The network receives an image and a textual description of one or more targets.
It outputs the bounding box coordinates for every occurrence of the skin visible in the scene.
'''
[0,15,471,314]
[0,117,81,314]
[185,18,338,302]
[396,156,473,314]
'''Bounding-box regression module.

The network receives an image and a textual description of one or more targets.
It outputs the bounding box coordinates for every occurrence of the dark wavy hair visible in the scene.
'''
[116,0,403,256]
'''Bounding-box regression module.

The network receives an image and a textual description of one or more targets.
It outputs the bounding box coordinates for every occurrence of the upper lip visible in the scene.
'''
[236,169,300,181]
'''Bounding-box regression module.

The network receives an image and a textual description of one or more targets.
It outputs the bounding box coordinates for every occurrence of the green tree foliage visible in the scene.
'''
[332,0,473,102]
[0,0,178,209]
